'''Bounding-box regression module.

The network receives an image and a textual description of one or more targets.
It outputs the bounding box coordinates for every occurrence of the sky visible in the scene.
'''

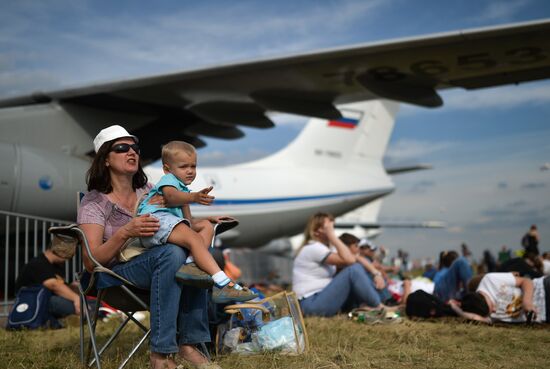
[1,0,549,261]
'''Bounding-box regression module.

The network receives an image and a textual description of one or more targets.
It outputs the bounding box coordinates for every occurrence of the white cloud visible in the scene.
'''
[385,139,454,162]
[45,0,390,68]
[400,82,550,116]
[0,0,393,96]
[472,0,532,22]
[443,83,550,110]
[267,112,308,127]
[0,70,59,96]
[200,147,270,166]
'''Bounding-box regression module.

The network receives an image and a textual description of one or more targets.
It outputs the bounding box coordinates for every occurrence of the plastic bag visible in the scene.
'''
[217,291,308,355]
[254,317,297,352]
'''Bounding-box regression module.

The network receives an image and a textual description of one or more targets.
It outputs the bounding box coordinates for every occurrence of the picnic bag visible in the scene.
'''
[6,285,59,330]
[216,291,308,355]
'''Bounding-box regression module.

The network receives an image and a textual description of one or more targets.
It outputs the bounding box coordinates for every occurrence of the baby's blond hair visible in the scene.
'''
[161,141,196,165]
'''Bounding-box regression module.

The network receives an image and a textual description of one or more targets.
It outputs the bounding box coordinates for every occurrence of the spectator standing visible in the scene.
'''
[482,250,497,273]
[498,245,511,265]
[461,243,473,263]
[522,225,540,256]
[542,252,550,275]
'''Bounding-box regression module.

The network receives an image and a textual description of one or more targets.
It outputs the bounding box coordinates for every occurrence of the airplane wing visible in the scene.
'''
[385,164,433,175]
[0,19,549,161]
[335,221,446,229]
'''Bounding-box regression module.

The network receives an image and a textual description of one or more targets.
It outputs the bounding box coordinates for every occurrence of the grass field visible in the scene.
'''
[2,314,550,369]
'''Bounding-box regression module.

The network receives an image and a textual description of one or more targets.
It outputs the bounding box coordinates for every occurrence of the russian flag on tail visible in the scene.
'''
[327,110,362,129]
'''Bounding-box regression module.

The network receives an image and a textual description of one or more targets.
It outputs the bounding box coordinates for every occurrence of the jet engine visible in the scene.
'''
[0,142,89,220]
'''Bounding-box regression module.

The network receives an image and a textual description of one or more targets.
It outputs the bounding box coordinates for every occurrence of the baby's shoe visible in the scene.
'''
[175,262,214,288]
[212,282,258,304]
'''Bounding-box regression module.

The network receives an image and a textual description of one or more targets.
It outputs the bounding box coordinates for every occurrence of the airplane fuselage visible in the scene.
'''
[0,99,397,248]
[145,164,394,247]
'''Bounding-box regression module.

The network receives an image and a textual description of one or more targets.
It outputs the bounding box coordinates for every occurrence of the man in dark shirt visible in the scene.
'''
[15,234,79,319]
[522,225,540,256]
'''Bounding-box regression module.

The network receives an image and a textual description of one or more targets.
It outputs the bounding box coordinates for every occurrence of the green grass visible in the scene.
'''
[2,315,550,369]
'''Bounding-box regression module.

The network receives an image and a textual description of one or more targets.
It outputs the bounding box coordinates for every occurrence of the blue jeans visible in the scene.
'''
[433,257,472,301]
[112,244,210,354]
[299,263,381,317]
[49,295,97,323]
[49,295,76,318]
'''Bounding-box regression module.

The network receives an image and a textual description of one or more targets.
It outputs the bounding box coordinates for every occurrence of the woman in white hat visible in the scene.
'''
[78,125,219,369]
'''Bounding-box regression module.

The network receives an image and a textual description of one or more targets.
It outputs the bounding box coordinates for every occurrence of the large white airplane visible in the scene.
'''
[0,19,549,248]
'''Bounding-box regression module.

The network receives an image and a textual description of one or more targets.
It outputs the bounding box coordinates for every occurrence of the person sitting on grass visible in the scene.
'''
[15,235,79,323]
[358,238,400,278]
[292,213,386,317]
[137,140,256,304]
[339,233,397,306]
[451,272,550,324]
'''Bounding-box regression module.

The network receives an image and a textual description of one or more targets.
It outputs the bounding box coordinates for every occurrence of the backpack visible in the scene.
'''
[405,290,456,318]
[6,285,60,330]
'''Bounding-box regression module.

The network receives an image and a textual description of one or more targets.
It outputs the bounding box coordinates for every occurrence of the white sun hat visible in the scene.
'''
[93,125,138,153]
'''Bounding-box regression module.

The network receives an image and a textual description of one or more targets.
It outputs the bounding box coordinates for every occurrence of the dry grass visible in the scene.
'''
[2,315,550,369]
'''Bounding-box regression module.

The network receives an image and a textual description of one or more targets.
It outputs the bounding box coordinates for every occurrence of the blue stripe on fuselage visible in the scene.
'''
[207,189,392,205]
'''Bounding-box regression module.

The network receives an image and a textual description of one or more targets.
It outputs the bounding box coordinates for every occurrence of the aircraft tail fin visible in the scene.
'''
[248,100,399,169]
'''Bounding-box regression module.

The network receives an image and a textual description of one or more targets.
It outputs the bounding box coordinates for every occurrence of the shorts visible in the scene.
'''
[141,212,190,248]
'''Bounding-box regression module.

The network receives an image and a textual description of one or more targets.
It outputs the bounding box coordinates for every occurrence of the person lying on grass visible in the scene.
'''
[450,272,549,324]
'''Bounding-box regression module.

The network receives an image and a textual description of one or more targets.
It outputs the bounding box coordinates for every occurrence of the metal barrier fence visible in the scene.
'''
[1,210,73,317]
[231,249,293,286]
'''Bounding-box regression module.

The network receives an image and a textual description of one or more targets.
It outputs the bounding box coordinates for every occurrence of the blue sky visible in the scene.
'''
[1,0,549,261]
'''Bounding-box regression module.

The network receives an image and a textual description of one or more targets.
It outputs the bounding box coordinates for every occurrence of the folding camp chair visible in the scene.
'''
[48,224,149,369]
[49,218,238,369]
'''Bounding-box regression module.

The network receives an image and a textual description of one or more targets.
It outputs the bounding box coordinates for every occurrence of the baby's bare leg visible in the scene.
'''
[168,223,221,276]
[192,219,215,248]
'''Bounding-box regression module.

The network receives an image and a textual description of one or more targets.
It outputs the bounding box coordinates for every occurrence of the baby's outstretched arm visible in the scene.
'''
[162,185,214,206]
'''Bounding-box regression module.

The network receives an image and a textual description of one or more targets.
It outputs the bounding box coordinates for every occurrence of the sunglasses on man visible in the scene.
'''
[110,143,140,155]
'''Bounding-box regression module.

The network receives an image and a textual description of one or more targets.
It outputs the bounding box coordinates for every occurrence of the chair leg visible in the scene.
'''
[199,342,212,361]
[79,285,103,369]
[87,290,152,369]
[91,311,133,364]
[126,311,149,332]
[117,329,151,369]
[80,293,85,364]
[86,290,106,368]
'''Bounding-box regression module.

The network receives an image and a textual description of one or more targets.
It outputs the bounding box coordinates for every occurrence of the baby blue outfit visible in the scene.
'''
[138,173,190,247]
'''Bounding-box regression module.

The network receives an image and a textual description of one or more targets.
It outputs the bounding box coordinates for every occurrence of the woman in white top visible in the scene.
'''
[292,212,386,316]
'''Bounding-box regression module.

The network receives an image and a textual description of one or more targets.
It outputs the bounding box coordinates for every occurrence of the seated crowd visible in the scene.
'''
[9,125,548,369]
[292,214,549,325]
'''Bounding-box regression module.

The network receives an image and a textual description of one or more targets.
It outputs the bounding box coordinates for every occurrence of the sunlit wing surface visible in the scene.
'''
[335,221,446,229]
[0,19,549,162]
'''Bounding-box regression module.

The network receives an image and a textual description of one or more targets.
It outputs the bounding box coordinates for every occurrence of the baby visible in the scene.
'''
[137,140,256,303]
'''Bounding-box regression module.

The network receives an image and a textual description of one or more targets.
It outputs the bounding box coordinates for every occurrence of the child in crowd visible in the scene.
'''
[137,141,256,303]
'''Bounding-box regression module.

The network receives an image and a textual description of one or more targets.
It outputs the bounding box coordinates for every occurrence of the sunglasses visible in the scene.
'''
[110,143,140,155]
